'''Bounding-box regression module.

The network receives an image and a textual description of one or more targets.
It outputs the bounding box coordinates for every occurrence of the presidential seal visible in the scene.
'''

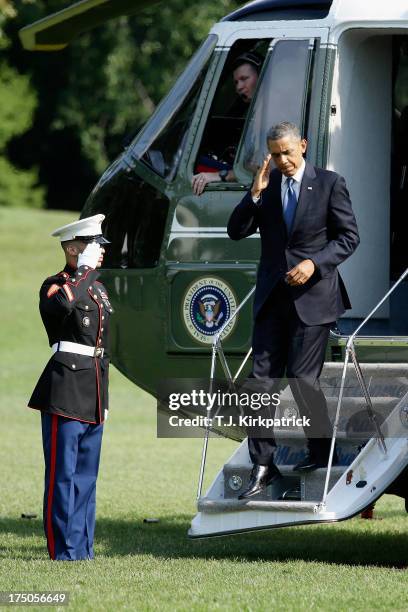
[182,277,237,344]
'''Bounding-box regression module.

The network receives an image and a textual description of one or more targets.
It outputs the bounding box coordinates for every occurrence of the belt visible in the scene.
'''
[52,341,104,358]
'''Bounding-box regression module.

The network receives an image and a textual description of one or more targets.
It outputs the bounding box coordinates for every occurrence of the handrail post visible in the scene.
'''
[322,347,350,504]
[322,269,407,503]
[196,286,256,501]
[196,339,217,500]
[348,341,387,454]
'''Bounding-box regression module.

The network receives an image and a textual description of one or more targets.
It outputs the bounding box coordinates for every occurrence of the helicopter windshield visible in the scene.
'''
[129,34,217,180]
[190,37,316,187]
[235,38,315,179]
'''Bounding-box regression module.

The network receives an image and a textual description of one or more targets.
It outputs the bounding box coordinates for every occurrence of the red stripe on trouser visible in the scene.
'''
[46,415,58,560]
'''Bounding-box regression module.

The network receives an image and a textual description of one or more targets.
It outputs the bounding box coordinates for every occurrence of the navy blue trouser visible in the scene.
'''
[41,413,103,561]
[249,282,333,465]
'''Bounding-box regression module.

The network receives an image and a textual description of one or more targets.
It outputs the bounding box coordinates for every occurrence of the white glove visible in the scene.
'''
[77,242,102,269]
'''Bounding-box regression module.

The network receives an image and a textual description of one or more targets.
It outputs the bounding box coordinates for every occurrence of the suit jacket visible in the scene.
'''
[28,264,113,424]
[227,162,360,325]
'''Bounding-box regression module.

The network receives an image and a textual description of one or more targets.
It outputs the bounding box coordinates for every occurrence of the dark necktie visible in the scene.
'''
[283,177,298,233]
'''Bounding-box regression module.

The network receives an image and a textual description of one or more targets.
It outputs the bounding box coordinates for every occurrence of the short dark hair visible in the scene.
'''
[232,51,263,73]
[266,122,301,142]
[61,238,85,249]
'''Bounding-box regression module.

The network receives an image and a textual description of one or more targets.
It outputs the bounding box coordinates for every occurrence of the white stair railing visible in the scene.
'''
[197,268,408,504]
[322,267,408,504]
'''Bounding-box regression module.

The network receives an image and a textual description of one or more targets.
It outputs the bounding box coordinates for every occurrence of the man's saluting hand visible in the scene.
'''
[251,154,272,199]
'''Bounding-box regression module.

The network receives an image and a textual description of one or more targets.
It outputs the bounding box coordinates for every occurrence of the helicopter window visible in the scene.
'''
[141,80,205,181]
[235,38,315,179]
[193,39,269,180]
[92,172,169,269]
[130,34,217,181]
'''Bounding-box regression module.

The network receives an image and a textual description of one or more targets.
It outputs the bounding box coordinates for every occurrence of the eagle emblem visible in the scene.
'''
[197,294,224,328]
[182,277,238,345]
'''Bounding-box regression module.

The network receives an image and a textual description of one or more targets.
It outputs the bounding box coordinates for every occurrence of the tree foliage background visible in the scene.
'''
[0,0,241,210]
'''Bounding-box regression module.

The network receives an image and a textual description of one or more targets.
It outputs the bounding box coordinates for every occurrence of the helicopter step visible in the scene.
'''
[197,498,320,513]
[189,434,408,538]
[321,363,408,378]
[193,362,408,444]
[222,464,345,504]
[276,396,401,428]
[189,365,408,538]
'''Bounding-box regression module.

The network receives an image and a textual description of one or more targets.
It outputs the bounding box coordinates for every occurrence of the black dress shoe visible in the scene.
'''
[238,464,281,500]
[293,453,325,472]
[293,449,338,472]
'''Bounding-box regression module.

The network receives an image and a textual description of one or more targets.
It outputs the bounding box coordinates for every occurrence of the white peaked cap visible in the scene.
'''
[51,214,109,243]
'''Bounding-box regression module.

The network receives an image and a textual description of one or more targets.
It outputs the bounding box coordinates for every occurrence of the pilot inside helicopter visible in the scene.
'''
[191,50,263,196]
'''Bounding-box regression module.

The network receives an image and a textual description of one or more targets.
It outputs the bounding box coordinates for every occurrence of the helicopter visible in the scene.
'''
[20,0,408,538]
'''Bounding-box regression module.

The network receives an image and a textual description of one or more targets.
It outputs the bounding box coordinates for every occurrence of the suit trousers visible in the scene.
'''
[41,413,103,561]
[248,281,334,465]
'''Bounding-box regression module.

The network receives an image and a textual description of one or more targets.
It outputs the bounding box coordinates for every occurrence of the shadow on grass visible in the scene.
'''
[0,518,46,560]
[1,515,407,568]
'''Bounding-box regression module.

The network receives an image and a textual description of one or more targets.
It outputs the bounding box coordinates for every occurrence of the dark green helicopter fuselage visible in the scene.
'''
[81,2,408,397]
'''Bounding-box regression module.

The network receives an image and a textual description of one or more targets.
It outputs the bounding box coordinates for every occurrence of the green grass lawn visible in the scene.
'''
[0,207,407,611]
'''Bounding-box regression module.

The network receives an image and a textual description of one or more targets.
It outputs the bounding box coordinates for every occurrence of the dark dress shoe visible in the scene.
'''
[293,453,325,472]
[293,449,338,472]
[238,464,281,500]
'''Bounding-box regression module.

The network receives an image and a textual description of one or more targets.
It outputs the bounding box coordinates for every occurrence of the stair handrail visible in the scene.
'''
[197,285,255,499]
[321,267,408,505]
[215,286,255,344]
[199,269,408,504]
[346,268,408,345]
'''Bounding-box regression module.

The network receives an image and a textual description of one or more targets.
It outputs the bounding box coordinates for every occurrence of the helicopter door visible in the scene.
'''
[328,31,408,335]
[391,36,408,282]
[166,33,326,355]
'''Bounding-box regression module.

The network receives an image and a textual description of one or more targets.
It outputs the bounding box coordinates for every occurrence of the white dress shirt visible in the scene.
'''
[252,158,306,205]
[281,158,305,205]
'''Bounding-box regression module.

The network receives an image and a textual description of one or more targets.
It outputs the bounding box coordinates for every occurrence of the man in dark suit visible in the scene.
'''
[227,122,359,499]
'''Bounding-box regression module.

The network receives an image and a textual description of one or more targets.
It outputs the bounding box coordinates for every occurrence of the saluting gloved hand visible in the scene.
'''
[77,242,102,270]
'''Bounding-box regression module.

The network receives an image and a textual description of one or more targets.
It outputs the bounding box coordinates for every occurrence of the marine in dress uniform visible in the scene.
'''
[28,214,113,561]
